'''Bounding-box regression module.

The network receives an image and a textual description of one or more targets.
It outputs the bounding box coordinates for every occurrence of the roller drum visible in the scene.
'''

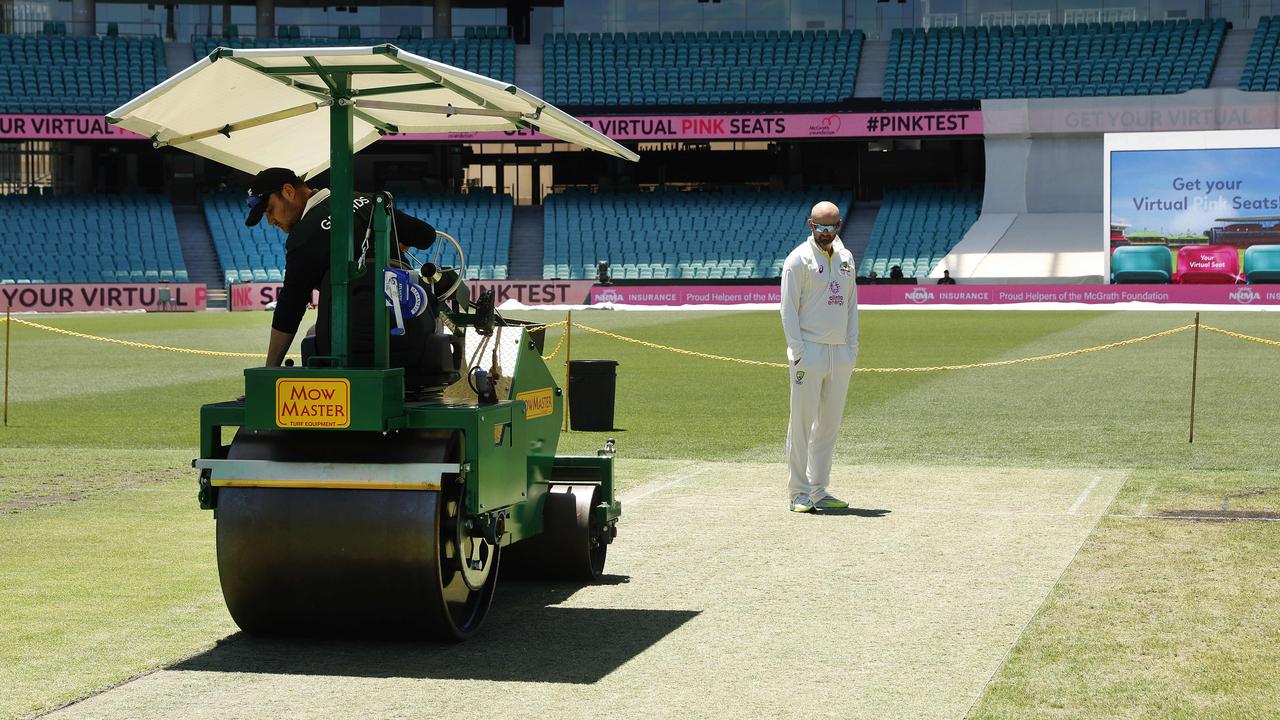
[216,429,497,639]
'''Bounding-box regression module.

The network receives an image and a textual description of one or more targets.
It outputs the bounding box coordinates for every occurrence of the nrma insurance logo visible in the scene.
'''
[905,287,934,304]
[595,287,625,304]
[1229,287,1261,304]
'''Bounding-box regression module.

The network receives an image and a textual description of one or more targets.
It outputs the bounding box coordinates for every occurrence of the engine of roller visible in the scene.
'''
[194,194,621,640]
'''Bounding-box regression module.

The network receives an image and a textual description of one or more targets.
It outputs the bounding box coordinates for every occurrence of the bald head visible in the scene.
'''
[810,201,840,224]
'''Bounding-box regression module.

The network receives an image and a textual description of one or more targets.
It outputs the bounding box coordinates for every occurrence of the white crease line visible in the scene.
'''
[1068,476,1103,515]
[1115,513,1280,523]
[619,464,716,504]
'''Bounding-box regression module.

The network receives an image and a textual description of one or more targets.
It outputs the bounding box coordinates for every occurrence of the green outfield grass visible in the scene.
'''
[1,309,1278,719]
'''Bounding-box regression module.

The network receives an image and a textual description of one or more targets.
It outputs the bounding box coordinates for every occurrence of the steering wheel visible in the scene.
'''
[403,230,466,302]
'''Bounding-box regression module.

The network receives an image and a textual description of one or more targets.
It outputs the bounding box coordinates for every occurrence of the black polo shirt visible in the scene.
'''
[271,190,437,339]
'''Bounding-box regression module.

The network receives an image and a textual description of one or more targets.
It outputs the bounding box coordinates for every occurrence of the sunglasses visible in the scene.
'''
[247,190,281,209]
[810,220,841,233]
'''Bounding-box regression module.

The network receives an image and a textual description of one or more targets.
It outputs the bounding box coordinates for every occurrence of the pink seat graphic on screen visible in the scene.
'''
[1175,245,1241,284]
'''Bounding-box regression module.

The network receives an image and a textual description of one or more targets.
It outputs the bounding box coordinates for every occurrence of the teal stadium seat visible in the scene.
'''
[884,19,1224,103]
[541,190,855,280]
[0,193,185,284]
[861,189,980,280]
[0,34,166,115]
[541,30,862,107]
[1110,245,1173,283]
[191,34,515,84]
[1244,244,1280,283]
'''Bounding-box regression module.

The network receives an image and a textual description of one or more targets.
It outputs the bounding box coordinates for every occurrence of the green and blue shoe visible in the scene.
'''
[814,494,849,509]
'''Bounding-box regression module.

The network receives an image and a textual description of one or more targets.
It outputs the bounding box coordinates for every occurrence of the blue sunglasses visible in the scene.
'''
[811,220,840,233]
[246,193,267,209]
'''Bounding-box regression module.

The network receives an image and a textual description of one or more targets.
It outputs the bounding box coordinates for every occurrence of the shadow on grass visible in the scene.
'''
[814,507,892,518]
[171,575,698,684]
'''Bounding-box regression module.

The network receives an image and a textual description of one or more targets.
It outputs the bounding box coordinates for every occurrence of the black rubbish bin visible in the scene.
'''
[568,359,618,431]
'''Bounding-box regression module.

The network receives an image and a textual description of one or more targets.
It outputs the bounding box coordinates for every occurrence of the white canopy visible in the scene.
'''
[107,44,638,178]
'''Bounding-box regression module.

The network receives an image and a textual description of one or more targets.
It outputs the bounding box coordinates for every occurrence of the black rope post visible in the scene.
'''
[1189,312,1201,443]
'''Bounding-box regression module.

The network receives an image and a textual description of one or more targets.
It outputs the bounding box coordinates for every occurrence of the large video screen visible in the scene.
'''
[1103,130,1280,283]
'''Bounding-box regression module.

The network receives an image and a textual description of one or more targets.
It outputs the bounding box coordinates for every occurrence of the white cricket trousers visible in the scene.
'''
[786,340,857,500]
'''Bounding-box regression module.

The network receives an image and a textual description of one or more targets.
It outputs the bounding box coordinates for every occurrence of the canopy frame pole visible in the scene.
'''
[329,70,354,366]
[153,101,329,148]
[352,99,530,120]
[384,53,523,114]
[226,56,332,97]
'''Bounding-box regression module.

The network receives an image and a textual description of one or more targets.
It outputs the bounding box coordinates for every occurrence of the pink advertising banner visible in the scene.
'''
[1,283,207,312]
[592,285,782,305]
[230,279,595,311]
[0,114,143,140]
[858,284,1280,305]
[591,283,1280,306]
[0,111,982,142]
[391,111,982,142]
[229,282,316,311]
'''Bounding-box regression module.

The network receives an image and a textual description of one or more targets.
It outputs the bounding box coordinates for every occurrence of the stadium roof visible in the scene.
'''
[107,44,638,178]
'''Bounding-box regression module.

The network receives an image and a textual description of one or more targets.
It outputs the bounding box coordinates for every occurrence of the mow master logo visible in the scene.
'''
[276,378,351,428]
[516,387,556,420]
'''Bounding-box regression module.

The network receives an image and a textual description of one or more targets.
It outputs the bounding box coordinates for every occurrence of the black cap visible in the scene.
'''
[245,167,302,227]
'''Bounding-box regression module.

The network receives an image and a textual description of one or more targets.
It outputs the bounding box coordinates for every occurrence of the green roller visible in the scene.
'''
[109,43,638,639]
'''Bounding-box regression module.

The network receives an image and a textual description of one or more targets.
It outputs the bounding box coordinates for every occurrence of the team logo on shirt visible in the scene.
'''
[795,370,805,385]
[827,280,844,306]
[839,261,852,277]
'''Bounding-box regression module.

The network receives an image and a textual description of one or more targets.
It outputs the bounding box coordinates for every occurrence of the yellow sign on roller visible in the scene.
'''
[516,387,555,420]
[276,378,351,428]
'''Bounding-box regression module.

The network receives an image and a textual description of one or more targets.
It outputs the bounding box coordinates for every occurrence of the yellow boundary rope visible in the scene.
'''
[568,322,1202,372]
[1200,324,1280,348]
[0,317,290,359]
[1,316,1277,371]
[536,320,569,361]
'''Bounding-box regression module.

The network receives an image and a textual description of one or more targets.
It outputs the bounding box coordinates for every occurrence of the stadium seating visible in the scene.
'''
[1244,244,1280,283]
[191,35,515,83]
[202,190,513,283]
[396,191,513,280]
[542,30,862,107]
[884,19,1224,102]
[0,34,167,114]
[1110,245,1172,283]
[1239,16,1280,91]
[541,189,854,280]
[861,189,980,279]
[0,193,187,284]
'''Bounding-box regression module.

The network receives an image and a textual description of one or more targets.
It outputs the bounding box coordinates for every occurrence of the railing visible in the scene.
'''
[185,22,513,43]
[0,18,163,37]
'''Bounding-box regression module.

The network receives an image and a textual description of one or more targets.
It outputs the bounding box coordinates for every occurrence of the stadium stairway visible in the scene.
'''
[843,201,879,271]
[853,40,889,98]
[1211,28,1252,87]
[165,41,193,78]
[513,41,544,98]
[172,203,227,308]
[508,206,544,280]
